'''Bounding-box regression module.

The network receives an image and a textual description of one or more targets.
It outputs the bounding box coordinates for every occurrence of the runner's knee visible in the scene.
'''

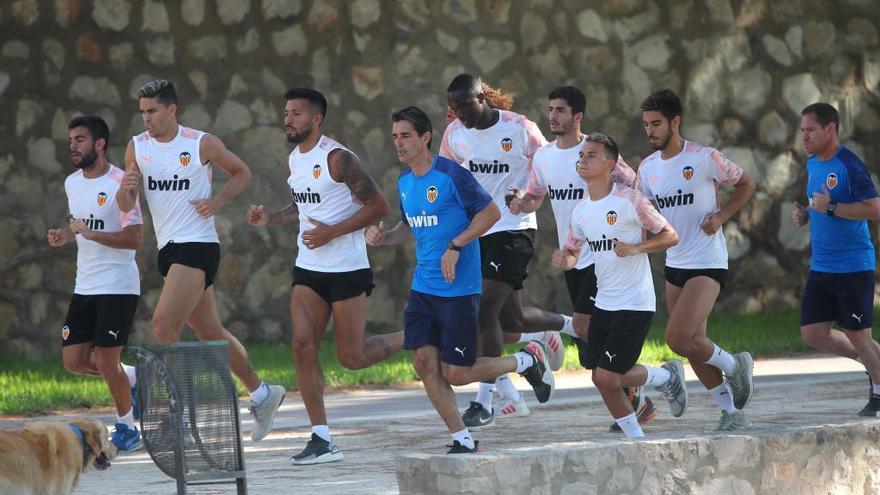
[442,367,470,387]
[338,351,369,370]
[412,352,440,379]
[62,355,90,375]
[592,368,619,390]
[93,351,120,375]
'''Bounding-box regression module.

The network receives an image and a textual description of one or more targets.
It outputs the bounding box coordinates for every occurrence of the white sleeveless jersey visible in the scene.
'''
[637,141,743,270]
[567,184,668,312]
[288,135,369,272]
[133,125,219,248]
[527,136,636,269]
[440,110,547,235]
[65,165,142,295]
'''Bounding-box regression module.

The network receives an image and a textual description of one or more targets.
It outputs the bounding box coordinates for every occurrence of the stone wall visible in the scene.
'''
[1,0,879,352]
[395,421,880,494]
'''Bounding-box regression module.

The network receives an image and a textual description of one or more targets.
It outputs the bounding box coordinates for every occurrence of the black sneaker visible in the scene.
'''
[461,401,495,429]
[858,395,880,417]
[447,440,480,454]
[519,340,555,403]
[290,433,344,465]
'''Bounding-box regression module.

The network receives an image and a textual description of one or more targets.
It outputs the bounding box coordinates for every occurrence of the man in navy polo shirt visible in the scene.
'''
[794,102,880,416]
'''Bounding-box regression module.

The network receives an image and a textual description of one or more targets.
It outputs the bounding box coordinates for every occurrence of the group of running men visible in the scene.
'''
[50,73,880,462]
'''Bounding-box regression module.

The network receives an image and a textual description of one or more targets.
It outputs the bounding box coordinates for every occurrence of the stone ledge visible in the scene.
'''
[396,421,880,494]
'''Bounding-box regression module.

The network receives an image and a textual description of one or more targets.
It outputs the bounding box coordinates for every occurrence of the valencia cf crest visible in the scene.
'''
[179,151,192,167]
[826,172,838,189]
[501,138,513,152]
[606,210,618,225]
[682,166,695,181]
[312,164,322,179]
[427,186,439,203]
[62,325,70,341]
[97,192,108,206]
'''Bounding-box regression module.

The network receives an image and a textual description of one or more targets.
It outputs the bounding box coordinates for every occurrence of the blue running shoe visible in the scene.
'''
[131,384,140,421]
[111,423,143,452]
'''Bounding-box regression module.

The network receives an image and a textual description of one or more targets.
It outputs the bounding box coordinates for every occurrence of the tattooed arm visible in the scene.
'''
[247,202,299,226]
[302,149,390,249]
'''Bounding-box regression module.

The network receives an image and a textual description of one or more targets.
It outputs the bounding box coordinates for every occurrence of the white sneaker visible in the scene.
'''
[249,384,285,441]
[541,331,565,371]
[493,395,530,418]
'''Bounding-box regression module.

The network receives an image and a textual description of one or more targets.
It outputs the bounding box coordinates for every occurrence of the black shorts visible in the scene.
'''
[664,266,728,290]
[292,266,374,303]
[62,294,139,348]
[158,242,221,289]
[403,290,480,366]
[564,265,597,315]
[479,229,535,290]
[801,270,875,331]
[577,308,653,374]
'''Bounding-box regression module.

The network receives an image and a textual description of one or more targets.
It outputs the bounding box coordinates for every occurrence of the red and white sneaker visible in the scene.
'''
[494,395,530,418]
[541,331,565,371]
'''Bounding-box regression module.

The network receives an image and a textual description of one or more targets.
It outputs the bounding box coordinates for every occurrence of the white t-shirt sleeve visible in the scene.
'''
[523,120,548,160]
[626,188,667,235]
[565,206,587,251]
[612,156,637,188]
[524,158,547,197]
[439,124,463,163]
[709,148,743,186]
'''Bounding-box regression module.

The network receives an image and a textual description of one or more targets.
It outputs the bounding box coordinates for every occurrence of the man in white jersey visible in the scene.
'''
[508,86,657,430]
[116,80,285,442]
[638,89,757,431]
[247,88,403,465]
[441,74,574,428]
[47,116,142,451]
[553,133,687,438]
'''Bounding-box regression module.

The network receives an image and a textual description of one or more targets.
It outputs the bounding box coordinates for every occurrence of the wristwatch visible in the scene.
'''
[447,240,462,252]
[826,201,837,217]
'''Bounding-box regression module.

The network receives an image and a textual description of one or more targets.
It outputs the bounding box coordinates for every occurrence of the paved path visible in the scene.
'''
[0,355,872,494]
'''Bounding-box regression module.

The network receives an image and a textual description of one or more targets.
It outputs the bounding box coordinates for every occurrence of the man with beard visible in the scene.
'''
[440,74,573,429]
[48,115,142,451]
[116,80,285,442]
[247,88,403,465]
[637,89,756,431]
[508,86,657,431]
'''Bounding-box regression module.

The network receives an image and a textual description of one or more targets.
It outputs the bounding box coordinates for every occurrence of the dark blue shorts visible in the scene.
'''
[801,270,874,331]
[403,290,480,366]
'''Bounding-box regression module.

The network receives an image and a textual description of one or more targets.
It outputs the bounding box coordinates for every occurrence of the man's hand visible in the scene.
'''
[189,197,223,218]
[700,212,724,236]
[792,201,809,227]
[247,205,269,226]
[366,221,386,246]
[810,184,832,213]
[440,248,459,282]
[302,217,338,249]
[121,167,141,194]
[613,239,639,257]
[47,228,70,247]
[506,186,525,214]
[552,248,577,270]
[69,218,96,240]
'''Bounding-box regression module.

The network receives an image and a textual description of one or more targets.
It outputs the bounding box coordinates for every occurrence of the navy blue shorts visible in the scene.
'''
[801,270,874,331]
[403,290,480,366]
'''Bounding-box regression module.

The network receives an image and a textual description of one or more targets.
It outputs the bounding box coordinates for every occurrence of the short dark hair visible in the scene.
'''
[284,88,328,118]
[136,79,178,106]
[585,132,619,162]
[68,115,110,148]
[640,89,682,121]
[801,102,840,133]
[548,86,586,116]
[447,73,481,94]
[392,106,433,149]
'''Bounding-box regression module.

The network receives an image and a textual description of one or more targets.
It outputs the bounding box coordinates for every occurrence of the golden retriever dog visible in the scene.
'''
[0,418,117,495]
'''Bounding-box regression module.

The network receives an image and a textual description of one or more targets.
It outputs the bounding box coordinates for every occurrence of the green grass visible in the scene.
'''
[2,308,877,416]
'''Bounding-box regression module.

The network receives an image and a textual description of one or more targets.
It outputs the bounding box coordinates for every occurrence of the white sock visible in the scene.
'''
[312,424,332,442]
[117,408,136,428]
[705,344,737,375]
[644,366,671,387]
[709,381,737,413]
[122,364,137,387]
[249,382,269,405]
[451,428,475,449]
[614,412,645,438]
[495,374,522,401]
[514,351,535,373]
[475,382,494,412]
[872,384,880,396]
[560,315,577,338]
[517,331,546,344]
